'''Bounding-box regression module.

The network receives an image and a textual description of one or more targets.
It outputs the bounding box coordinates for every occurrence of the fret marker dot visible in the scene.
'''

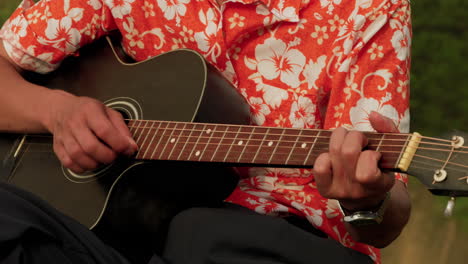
[170,138,176,143]
[301,143,307,148]
[238,140,243,145]
[195,151,201,157]
[268,141,273,147]
[206,129,212,134]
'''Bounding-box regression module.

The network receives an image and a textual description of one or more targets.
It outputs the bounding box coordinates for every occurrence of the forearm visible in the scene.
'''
[345,180,411,248]
[0,41,68,133]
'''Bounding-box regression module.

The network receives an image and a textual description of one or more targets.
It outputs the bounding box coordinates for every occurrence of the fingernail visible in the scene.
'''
[127,137,138,155]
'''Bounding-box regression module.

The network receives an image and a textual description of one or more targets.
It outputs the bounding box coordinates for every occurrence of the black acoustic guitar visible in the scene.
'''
[1,37,467,237]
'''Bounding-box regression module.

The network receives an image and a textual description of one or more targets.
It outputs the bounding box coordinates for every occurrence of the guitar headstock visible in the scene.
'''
[406,130,468,197]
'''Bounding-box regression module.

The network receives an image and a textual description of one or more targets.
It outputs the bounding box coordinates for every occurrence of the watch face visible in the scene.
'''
[343,212,383,226]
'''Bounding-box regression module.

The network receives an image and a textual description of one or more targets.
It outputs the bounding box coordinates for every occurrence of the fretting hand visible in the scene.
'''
[313,111,399,211]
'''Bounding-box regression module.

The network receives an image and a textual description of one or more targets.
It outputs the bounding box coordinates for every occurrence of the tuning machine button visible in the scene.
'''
[444,197,456,217]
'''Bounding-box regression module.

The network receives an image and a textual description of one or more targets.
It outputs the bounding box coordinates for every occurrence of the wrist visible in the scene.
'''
[338,193,388,212]
[339,192,391,226]
[41,89,76,133]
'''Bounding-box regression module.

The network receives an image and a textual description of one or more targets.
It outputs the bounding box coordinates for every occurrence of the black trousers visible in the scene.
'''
[0,183,373,264]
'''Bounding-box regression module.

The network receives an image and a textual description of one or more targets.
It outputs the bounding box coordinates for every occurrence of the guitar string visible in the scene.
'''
[411,157,468,174]
[126,119,462,145]
[129,120,460,146]
[17,144,467,172]
[407,162,462,175]
[25,135,468,154]
[124,119,411,135]
[13,144,464,171]
[126,131,468,154]
[23,129,465,150]
[17,136,468,154]
[18,138,463,155]
[18,141,468,171]
[125,124,466,149]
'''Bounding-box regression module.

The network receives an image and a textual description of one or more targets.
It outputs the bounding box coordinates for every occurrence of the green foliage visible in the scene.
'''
[0,1,21,25]
[410,0,468,135]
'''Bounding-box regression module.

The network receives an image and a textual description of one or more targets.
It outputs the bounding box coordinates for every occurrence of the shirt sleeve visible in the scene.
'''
[0,0,116,73]
[323,0,411,184]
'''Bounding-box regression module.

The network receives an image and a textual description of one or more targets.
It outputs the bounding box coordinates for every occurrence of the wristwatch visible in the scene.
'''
[338,192,391,226]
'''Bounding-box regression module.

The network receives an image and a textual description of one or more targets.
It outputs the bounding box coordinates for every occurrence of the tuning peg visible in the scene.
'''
[444,197,456,217]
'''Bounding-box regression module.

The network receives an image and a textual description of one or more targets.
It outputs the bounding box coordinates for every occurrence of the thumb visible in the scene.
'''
[369,111,399,133]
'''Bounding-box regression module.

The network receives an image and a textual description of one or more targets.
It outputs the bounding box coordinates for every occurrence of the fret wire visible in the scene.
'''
[176,123,196,161]
[129,124,465,149]
[130,120,144,145]
[149,122,170,160]
[159,136,411,149]
[136,121,154,159]
[188,124,206,160]
[252,127,270,163]
[211,125,229,162]
[376,134,385,152]
[238,126,255,163]
[268,128,286,164]
[138,132,461,153]
[126,120,410,137]
[129,127,428,147]
[199,125,216,161]
[304,130,321,166]
[128,120,138,135]
[134,121,149,145]
[151,148,400,165]
[137,134,409,148]
[157,122,178,160]
[223,126,242,163]
[167,122,186,160]
[285,129,302,165]
[141,121,162,159]
[154,145,406,155]
[128,126,393,138]
[126,125,414,141]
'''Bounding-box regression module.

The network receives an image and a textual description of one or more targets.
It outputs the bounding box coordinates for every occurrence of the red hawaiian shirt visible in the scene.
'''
[0,0,411,262]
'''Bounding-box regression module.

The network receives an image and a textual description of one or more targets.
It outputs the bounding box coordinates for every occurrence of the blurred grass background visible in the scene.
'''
[1,0,467,263]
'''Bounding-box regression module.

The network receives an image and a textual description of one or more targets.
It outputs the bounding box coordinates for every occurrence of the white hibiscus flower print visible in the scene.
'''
[194,9,221,62]
[391,25,411,61]
[157,0,190,25]
[87,0,103,10]
[398,109,410,133]
[255,38,306,88]
[43,17,81,53]
[349,96,400,131]
[105,0,135,19]
[303,55,327,90]
[320,0,342,15]
[2,16,28,43]
[306,208,324,227]
[249,97,271,125]
[289,96,316,128]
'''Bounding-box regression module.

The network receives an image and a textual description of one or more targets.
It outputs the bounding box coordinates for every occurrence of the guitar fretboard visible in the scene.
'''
[127,120,411,168]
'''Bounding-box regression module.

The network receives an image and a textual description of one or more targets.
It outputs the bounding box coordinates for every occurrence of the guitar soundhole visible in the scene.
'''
[104,97,143,120]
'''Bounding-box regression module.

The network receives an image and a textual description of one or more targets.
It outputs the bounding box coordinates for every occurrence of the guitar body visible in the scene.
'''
[0,37,249,239]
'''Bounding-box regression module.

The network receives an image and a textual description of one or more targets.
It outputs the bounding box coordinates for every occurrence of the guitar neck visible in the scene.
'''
[128,120,411,169]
